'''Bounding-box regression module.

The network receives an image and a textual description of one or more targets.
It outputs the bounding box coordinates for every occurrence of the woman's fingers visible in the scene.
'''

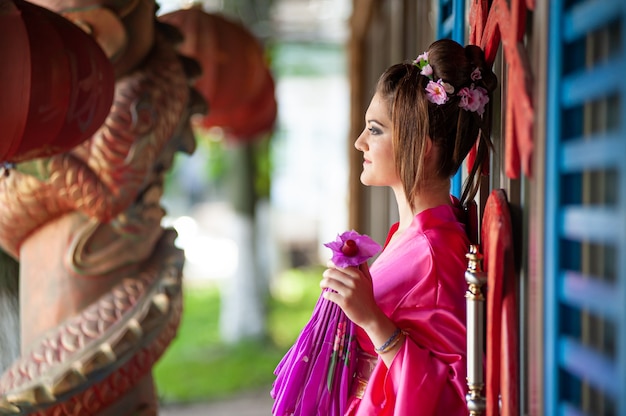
[321,266,378,326]
[320,268,361,290]
[321,288,342,306]
[320,269,349,296]
[325,261,362,280]
[320,277,347,309]
[358,262,373,280]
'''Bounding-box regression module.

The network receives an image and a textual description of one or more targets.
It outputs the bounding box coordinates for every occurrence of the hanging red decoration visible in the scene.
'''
[469,0,535,179]
[159,7,277,141]
[0,0,114,164]
[481,189,519,416]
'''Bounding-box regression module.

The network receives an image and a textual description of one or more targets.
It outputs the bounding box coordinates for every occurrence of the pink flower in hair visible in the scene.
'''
[458,85,489,116]
[470,67,482,81]
[457,88,472,108]
[415,52,428,63]
[476,87,490,111]
[413,52,433,78]
[425,79,449,105]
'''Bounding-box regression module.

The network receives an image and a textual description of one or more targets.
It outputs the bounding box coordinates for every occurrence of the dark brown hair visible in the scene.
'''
[376,38,497,208]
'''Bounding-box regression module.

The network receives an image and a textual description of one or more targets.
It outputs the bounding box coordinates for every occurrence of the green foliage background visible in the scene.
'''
[154,40,346,405]
[154,266,322,404]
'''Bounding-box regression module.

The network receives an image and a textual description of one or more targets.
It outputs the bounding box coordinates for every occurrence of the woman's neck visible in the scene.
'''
[392,181,451,232]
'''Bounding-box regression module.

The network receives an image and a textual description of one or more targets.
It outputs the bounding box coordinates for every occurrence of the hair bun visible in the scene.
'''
[464,45,497,93]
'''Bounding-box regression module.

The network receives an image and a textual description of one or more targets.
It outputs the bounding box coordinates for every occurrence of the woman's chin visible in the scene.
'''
[360,176,376,187]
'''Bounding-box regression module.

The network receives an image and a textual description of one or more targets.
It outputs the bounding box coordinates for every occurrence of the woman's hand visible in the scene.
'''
[320,262,383,331]
[321,262,404,366]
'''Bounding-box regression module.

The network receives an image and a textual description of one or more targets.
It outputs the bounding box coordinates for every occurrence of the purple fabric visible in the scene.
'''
[271,290,358,416]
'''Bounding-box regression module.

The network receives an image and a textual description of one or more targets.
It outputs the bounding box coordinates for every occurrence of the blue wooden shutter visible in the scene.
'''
[545,1,626,415]
[437,0,466,198]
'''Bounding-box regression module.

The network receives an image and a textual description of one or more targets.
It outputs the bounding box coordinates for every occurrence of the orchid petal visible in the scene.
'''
[323,230,382,267]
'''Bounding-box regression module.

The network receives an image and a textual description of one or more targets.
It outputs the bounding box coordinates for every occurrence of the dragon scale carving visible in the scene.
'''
[0,16,205,415]
[0,31,188,258]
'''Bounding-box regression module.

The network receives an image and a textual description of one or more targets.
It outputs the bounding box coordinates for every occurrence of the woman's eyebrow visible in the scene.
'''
[367,119,385,127]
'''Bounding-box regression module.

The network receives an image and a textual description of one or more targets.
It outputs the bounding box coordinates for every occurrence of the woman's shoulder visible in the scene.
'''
[411,204,469,244]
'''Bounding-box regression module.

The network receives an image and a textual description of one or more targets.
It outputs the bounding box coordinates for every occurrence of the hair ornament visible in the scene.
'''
[413,52,432,77]
[425,79,450,105]
[458,84,489,116]
[414,51,454,104]
[413,51,489,115]
[470,67,482,81]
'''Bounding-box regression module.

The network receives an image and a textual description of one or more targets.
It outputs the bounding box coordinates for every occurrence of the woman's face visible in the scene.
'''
[354,92,400,187]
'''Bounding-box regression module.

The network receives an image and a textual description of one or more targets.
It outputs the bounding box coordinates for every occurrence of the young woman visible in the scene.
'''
[320,38,497,415]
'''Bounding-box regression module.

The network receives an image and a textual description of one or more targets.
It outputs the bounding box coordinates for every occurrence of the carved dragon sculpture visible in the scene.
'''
[0,0,206,413]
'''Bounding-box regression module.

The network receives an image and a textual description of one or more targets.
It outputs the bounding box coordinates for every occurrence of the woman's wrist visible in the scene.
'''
[362,313,402,351]
[375,327,405,354]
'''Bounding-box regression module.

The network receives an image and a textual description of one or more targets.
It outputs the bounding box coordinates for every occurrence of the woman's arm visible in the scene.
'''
[320,262,405,367]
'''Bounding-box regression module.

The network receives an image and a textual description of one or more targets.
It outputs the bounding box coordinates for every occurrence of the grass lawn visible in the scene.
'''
[153,266,323,404]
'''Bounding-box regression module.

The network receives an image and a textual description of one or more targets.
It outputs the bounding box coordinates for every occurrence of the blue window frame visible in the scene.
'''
[437,0,466,198]
[545,1,626,415]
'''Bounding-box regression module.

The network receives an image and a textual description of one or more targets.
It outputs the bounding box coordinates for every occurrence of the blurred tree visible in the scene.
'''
[162,1,278,343]
[219,0,277,343]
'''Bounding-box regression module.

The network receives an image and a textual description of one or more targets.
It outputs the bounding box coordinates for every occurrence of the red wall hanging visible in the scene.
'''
[470,0,535,179]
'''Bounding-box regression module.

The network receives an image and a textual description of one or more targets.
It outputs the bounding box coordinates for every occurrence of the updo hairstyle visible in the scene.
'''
[375,38,497,208]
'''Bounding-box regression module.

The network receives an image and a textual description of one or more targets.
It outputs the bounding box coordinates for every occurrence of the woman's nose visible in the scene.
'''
[354,130,366,151]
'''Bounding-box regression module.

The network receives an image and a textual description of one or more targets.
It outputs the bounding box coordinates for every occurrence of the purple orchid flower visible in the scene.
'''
[324,230,382,267]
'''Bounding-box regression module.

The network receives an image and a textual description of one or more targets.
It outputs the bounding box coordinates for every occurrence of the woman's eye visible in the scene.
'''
[368,127,380,135]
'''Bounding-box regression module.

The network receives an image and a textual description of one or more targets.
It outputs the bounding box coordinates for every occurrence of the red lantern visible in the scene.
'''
[205,67,277,139]
[159,8,277,140]
[0,0,114,164]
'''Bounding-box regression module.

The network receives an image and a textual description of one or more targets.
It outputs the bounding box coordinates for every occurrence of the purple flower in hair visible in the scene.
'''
[425,79,449,105]
[324,230,381,268]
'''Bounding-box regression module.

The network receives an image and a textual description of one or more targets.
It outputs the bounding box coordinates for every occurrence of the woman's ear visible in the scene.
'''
[423,136,443,174]
[424,136,434,157]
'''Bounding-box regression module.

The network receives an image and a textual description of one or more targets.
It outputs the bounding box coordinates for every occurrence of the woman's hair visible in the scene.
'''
[376,38,497,208]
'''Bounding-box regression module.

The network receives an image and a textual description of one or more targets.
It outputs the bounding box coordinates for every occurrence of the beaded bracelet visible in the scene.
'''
[375,327,405,354]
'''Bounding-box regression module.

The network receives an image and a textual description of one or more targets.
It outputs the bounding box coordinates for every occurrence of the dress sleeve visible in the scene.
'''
[356,208,470,415]
[355,308,467,416]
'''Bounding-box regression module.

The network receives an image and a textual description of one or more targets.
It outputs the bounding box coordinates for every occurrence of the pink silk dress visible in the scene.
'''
[345,203,469,415]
